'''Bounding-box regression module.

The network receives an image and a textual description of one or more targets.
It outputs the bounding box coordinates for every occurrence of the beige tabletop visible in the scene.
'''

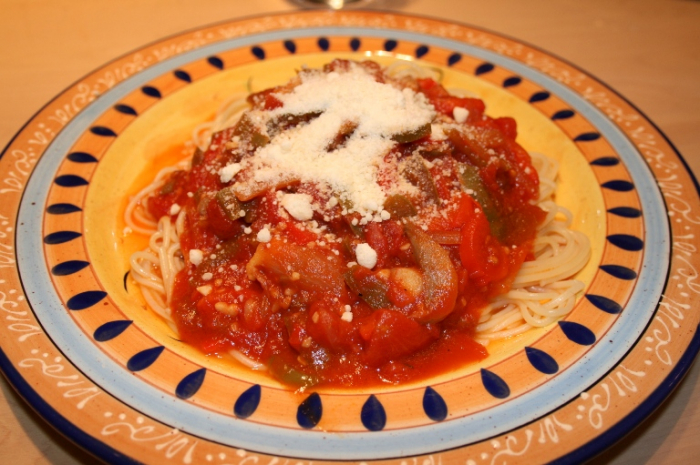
[1,0,699,463]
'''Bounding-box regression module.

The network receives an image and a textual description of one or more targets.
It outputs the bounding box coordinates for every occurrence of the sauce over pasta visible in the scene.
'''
[137,59,552,388]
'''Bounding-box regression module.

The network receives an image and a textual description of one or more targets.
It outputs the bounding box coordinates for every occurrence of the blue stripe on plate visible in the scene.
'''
[234,384,262,419]
[66,152,98,163]
[126,346,165,371]
[480,369,510,399]
[559,321,596,345]
[608,206,642,218]
[422,386,448,421]
[175,368,207,399]
[529,91,550,102]
[525,347,559,375]
[46,203,82,214]
[207,56,224,69]
[297,392,322,429]
[43,231,81,244]
[361,395,386,431]
[51,260,90,276]
[93,320,133,342]
[54,175,88,187]
[141,86,161,98]
[590,156,620,166]
[586,294,623,314]
[284,40,296,54]
[114,104,137,116]
[66,290,107,311]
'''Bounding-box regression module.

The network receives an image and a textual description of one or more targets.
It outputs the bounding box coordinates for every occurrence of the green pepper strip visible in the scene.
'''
[267,355,318,388]
[458,163,505,240]
[234,113,269,148]
[215,187,244,222]
[392,123,431,143]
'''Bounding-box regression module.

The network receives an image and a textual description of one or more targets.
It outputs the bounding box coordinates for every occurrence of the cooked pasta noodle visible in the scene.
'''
[124,160,190,235]
[475,152,591,343]
[192,94,249,151]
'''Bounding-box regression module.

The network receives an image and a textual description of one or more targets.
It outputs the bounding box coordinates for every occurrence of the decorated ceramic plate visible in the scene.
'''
[1,10,698,464]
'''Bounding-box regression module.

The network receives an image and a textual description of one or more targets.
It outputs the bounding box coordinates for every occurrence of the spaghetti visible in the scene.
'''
[126,59,590,387]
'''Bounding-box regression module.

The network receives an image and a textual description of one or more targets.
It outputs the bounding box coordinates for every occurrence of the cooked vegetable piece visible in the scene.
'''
[392,123,431,143]
[344,265,391,309]
[383,194,417,218]
[445,127,500,168]
[251,133,270,147]
[234,113,270,147]
[338,197,364,236]
[215,187,244,222]
[269,111,322,138]
[402,154,440,203]
[458,163,503,239]
[159,170,186,195]
[246,239,347,300]
[386,267,423,307]
[306,305,360,353]
[232,174,300,201]
[459,209,509,286]
[404,223,458,323]
[191,147,205,166]
[428,230,462,245]
[416,78,486,121]
[326,121,358,151]
[268,355,318,388]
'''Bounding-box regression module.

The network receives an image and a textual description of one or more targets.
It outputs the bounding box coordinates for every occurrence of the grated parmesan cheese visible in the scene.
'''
[280,193,314,221]
[219,162,242,183]
[453,106,469,123]
[189,249,203,266]
[355,243,378,269]
[197,285,212,296]
[240,64,435,217]
[257,227,272,243]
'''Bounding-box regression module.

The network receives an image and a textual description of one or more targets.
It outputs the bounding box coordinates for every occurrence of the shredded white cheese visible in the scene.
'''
[431,123,447,140]
[453,106,469,123]
[197,285,212,296]
[281,193,314,221]
[256,227,272,243]
[189,249,204,266]
[219,162,242,183]
[355,243,378,269]
[240,64,436,217]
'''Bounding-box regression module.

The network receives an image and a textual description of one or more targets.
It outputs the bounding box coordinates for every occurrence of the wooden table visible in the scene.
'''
[1,0,699,463]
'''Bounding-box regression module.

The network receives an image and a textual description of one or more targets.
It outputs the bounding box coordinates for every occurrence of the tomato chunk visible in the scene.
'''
[359,309,437,366]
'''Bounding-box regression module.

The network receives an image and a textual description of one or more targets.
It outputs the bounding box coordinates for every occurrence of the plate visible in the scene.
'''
[1,10,697,464]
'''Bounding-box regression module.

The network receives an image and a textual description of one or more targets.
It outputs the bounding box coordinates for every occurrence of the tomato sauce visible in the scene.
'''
[143,60,544,388]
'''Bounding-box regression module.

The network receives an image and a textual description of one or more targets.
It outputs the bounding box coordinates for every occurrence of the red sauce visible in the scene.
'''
[144,60,545,388]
